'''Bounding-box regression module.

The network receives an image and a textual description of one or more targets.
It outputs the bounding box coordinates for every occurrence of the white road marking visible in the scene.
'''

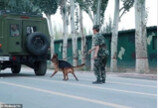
[23,77,157,97]
[0,81,130,108]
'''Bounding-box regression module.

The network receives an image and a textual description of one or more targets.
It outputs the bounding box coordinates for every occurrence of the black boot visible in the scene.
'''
[92,79,102,84]
[102,78,106,83]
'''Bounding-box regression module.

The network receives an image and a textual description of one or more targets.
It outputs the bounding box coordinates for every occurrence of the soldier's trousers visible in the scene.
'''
[94,56,107,80]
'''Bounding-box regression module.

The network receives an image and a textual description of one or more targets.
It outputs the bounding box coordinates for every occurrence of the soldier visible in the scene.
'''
[89,25,109,84]
[11,25,20,36]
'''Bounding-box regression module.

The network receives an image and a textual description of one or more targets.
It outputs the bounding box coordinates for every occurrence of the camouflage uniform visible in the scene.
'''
[93,33,109,82]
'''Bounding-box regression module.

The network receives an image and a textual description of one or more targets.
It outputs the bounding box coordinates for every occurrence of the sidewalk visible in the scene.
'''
[108,72,157,80]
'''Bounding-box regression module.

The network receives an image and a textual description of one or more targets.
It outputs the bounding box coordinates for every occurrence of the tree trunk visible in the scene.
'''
[90,36,95,71]
[96,0,102,25]
[110,0,119,72]
[62,1,68,61]
[90,0,102,71]
[70,0,78,66]
[135,0,149,73]
[46,14,54,58]
[79,7,86,64]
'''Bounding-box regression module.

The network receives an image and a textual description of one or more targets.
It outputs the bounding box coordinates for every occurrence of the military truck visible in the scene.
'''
[0,11,51,76]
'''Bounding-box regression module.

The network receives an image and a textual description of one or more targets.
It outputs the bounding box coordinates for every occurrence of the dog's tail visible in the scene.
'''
[73,64,85,69]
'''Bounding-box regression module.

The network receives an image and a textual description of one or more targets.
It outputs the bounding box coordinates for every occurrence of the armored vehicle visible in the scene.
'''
[0,11,50,75]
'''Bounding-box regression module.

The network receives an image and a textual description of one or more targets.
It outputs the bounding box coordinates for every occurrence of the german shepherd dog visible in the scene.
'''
[50,54,85,81]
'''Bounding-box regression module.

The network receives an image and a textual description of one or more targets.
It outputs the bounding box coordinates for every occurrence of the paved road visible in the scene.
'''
[0,68,157,108]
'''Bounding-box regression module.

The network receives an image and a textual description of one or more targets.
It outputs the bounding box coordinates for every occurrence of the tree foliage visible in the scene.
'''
[76,0,109,25]
[119,0,134,19]
[0,0,59,16]
[92,0,109,24]
[32,0,58,15]
[0,0,41,14]
[122,0,134,11]
[0,0,8,10]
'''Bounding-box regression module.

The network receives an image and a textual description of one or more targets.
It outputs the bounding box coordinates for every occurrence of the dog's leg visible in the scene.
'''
[63,72,68,81]
[63,71,67,81]
[50,71,57,78]
[71,69,79,81]
[63,70,69,81]
[65,72,69,81]
[72,73,79,81]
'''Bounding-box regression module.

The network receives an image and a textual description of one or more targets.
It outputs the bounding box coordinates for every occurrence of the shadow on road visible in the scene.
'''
[0,73,36,77]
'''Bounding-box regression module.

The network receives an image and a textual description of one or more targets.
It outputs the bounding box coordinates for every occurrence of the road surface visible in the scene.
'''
[0,68,157,108]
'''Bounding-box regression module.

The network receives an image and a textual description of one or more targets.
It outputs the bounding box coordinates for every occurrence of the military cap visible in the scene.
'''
[93,25,100,31]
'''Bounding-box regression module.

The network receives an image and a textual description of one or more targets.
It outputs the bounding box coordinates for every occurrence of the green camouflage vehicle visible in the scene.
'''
[0,11,51,75]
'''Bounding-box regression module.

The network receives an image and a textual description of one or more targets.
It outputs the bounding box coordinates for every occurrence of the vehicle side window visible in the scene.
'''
[11,24,20,37]
[26,26,37,36]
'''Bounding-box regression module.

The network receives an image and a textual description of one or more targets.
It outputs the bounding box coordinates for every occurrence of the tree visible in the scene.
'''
[135,0,149,73]
[70,0,78,66]
[59,0,69,61]
[81,0,109,70]
[79,6,86,64]
[110,0,134,72]
[82,0,109,26]
[101,17,112,33]
[110,0,120,72]
[76,0,86,64]
[72,0,109,69]
[32,0,58,58]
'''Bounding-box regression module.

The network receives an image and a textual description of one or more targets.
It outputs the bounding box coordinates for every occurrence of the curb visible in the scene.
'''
[111,73,157,80]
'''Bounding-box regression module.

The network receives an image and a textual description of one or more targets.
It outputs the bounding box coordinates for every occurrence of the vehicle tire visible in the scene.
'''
[27,32,50,56]
[11,64,21,74]
[34,61,47,76]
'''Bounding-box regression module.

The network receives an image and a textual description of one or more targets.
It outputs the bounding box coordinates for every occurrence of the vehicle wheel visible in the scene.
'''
[34,61,47,76]
[27,32,50,56]
[11,64,21,74]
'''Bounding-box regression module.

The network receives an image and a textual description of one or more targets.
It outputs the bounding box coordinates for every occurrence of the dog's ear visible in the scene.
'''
[54,53,58,57]
[53,53,58,58]
[56,53,58,57]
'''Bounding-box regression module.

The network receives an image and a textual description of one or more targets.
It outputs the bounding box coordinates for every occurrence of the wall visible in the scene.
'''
[54,26,157,70]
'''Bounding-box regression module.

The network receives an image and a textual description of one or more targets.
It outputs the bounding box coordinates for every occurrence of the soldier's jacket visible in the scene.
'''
[94,33,109,57]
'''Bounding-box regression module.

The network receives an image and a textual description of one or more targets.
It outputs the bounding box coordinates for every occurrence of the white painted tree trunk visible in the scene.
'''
[96,0,101,25]
[79,7,86,64]
[86,9,94,70]
[62,2,68,61]
[70,0,78,66]
[90,0,102,71]
[90,36,95,71]
[135,0,149,73]
[110,0,119,72]
[46,14,54,58]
